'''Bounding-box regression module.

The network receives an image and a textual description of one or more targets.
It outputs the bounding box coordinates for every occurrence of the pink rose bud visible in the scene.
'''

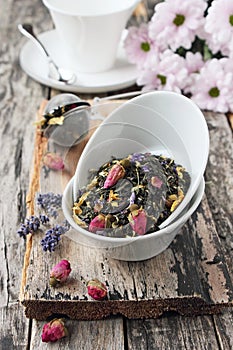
[41,318,68,343]
[104,163,125,188]
[130,209,147,235]
[151,176,163,188]
[87,278,107,300]
[89,214,105,233]
[43,152,64,170]
[50,259,71,287]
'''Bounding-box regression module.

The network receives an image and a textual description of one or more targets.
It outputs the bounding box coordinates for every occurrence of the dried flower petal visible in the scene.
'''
[50,259,72,287]
[34,117,46,127]
[151,176,163,188]
[170,189,184,212]
[93,200,103,213]
[104,163,125,189]
[129,208,147,235]
[41,318,68,343]
[87,279,107,300]
[89,214,105,233]
[129,191,136,205]
[47,116,64,125]
[108,190,119,202]
[73,214,88,228]
[43,152,64,170]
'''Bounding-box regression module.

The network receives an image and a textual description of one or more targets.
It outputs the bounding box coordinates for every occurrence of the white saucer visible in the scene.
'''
[19,29,138,93]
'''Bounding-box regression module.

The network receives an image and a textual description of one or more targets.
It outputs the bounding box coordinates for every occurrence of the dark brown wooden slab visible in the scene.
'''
[20,101,233,321]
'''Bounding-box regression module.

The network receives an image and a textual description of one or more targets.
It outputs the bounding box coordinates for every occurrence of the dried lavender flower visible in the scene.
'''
[17,215,41,239]
[39,214,50,225]
[41,224,69,252]
[37,192,62,218]
[17,224,30,239]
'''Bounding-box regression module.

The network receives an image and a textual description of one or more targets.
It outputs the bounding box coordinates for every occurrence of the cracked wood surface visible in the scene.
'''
[1,0,233,349]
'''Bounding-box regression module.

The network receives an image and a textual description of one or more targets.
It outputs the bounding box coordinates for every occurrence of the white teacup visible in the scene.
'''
[42,0,139,73]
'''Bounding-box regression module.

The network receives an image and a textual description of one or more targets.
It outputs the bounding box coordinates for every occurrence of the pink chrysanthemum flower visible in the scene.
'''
[183,52,205,93]
[189,58,233,113]
[149,0,207,51]
[124,23,158,67]
[205,0,233,56]
[137,50,188,93]
[185,52,204,74]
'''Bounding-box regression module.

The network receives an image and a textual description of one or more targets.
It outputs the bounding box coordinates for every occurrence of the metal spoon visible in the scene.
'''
[18,23,76,84]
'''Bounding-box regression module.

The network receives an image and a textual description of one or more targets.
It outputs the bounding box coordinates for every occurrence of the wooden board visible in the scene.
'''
[20,101,233,321]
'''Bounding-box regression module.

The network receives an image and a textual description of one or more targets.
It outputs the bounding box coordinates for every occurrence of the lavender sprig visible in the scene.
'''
[37,192,62,218]
[17,215,41,239]
[41,222,70,252]
[39,214,50,225]
[17,214,50,239]
[17,192,70,253]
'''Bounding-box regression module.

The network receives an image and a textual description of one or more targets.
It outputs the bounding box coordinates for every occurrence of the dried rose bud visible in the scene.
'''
[129,208,147,235]
[89,214,105,233]
[104,163,125,188]
[41,318,68,343]
[151,176,163,188]
[87,278,107,300]
[43,152,64,170]
[50,259,71,287]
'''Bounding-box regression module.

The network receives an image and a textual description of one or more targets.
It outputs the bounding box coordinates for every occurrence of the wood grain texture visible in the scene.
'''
[213,311,233,349]
[20,102,233,321]
[204,112,233,272]
[0,303,30,350]
[30,318,124,350]
[127,315,221,350]
[0,0,51,347]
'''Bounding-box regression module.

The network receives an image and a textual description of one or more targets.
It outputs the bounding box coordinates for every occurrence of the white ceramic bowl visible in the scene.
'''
[73,91,209,228]
[62,177,205,261]
[72,120,190,192]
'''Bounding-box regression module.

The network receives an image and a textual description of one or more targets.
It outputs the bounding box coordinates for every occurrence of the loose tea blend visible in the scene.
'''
[73,153,190,238]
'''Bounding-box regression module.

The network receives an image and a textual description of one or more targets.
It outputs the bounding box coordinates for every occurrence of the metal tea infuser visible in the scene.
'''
[41,91,143,147]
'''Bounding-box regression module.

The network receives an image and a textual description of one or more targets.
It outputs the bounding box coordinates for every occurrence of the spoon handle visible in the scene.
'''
[18,24,50,57]
[18,23,61,81]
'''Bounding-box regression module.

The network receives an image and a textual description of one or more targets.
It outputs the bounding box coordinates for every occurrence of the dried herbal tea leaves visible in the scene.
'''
[72,153,191,238]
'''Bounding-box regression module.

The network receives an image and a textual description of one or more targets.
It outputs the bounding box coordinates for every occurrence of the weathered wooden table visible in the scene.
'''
[1,0,233,349]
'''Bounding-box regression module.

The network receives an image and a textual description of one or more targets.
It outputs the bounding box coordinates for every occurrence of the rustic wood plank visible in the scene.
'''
[0,13,46,297]
[30,317,124,350]
[201,111,233,350]
[0,303,30,350]
[0,0,52,348]
[127,315,221,350]
[204,112,233,274]
[19,101,233,321]
[213,311,233,349]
